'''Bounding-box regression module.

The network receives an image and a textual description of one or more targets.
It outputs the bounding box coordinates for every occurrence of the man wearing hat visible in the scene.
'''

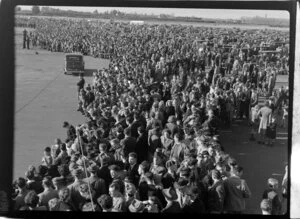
[262,178,282,215]
[83,164,106,201]
[161,187,180,213]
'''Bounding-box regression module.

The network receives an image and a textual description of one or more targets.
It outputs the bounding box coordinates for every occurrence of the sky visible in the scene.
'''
[19,6,289,20]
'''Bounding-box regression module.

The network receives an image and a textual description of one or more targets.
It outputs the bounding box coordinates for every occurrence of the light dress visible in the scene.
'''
[257,106,272,134]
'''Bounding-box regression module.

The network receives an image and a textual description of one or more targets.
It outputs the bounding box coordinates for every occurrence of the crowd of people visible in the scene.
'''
[13,16,289,214]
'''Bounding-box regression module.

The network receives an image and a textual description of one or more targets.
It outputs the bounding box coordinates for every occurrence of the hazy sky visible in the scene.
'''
[19,6,289,20]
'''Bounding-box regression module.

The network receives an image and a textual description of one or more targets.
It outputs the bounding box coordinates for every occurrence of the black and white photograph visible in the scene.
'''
[12,5,289,215]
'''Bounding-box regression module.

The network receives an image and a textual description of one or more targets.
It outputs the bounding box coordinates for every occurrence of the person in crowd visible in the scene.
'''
[77,74,85,102]
[125,152,140,188]
[129,199,146,213]
[67,168,86,210]
[83,163,106,201]
[63,121,77,143]
[20,191,47,211]
[96,194,112,212]
[170,131,186,164]
[120,127,137,159]
[160,129,174,158]
[174,177,191,209]
[207,169,225,214]
[38,176,59,209]
[260,199,272,215]
[257,101,272,145]
[14,17,289,213]
[41,147,53,168]
[25,170,44,195]
[161,187,181,213]
[135,126,149,164]
[109,182,126,212]
[13,177,31,210]
[223,165,251,214]
[262,178,282,215]
[182,186,206,213]
[161,160,178,189]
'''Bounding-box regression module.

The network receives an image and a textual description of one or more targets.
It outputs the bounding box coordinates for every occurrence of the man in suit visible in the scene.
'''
[135,126,149,164]
[38,177,59,209]
[223,165,251,214]
[125,152,140,188]
[120,127,137,159]
[97,157,113,194]
[83,164,106,201]
[25,170,44,195]
[182,186,206,213]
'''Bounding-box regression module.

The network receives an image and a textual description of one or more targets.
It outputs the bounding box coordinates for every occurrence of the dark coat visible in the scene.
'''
[126,163,140,188]
[161,201,181,213]
[97,166,112,194]
[136,133,149,164]
[66,125,76,142]
[120,136,137,158]
[182,196,206,214]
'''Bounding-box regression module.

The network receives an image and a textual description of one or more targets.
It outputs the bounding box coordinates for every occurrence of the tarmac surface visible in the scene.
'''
[14,28,109,179]
[14,27,288,214]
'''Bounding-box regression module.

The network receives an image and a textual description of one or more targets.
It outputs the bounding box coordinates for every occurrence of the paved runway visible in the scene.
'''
[14,36,109,179]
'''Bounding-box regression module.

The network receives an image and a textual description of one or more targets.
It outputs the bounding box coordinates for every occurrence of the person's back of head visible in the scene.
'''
[233,165,243,177]
[97,194,113,211]
[24,191,39,208]
[37,165,48,179]
[42,176,53,189]
[25,170,35,181]
[260,199,272,215]
[16,177,27,190]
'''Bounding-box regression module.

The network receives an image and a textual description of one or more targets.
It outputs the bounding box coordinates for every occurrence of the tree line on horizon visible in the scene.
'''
[15,6,289,27]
